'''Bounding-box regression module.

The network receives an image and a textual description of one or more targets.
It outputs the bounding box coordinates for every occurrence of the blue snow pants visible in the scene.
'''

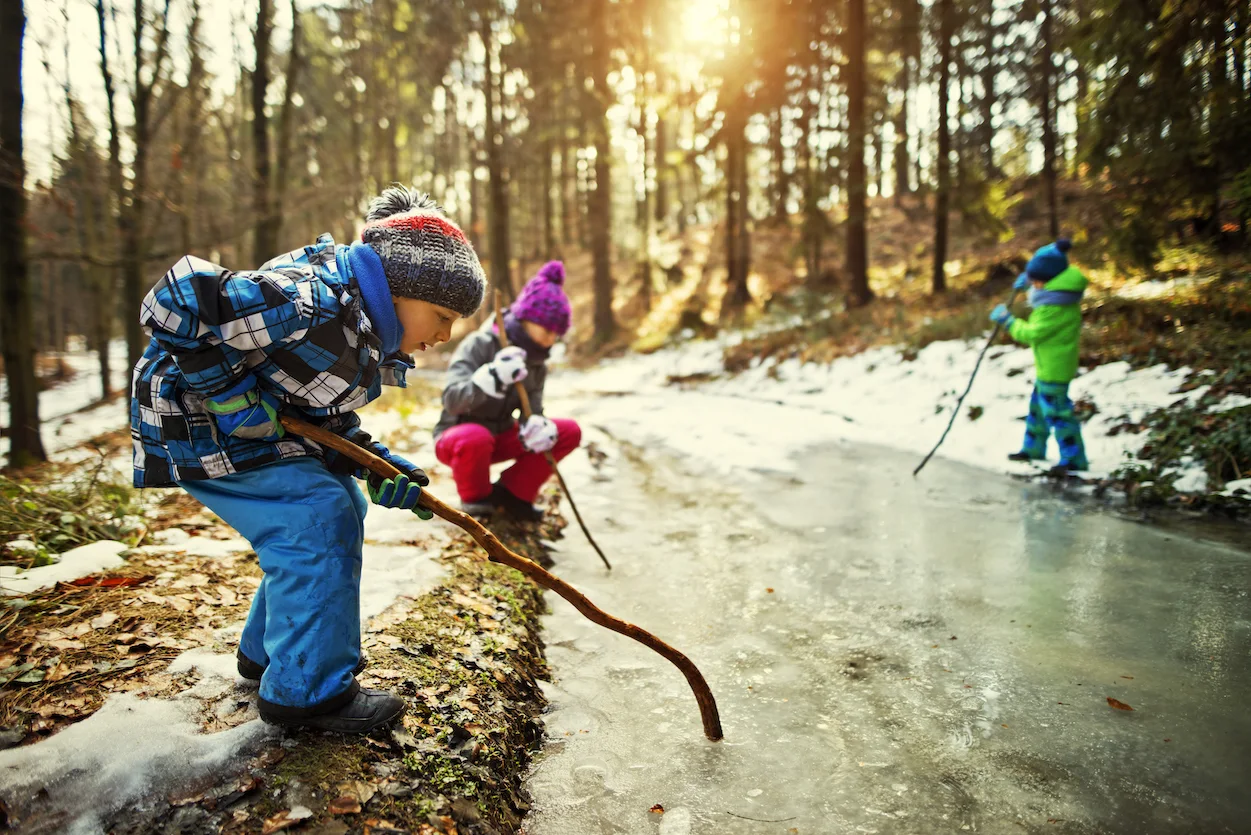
[179,456,368,715]
[1021,380,1089,470]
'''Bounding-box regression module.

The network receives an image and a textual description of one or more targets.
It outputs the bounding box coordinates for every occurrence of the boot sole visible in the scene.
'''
[260,702,406,734]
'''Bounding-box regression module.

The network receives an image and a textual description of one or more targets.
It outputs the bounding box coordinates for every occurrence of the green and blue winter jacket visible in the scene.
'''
[1008,266,1088,384]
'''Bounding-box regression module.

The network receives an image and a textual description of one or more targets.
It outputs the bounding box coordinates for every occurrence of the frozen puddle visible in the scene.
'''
[523,432,1251,833]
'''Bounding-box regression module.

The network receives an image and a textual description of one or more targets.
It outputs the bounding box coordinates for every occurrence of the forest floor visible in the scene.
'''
[0,381,566,835]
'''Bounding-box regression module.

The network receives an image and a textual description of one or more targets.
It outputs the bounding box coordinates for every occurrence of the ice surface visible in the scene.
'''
[0,540,128,594]
[523,433,1251,834]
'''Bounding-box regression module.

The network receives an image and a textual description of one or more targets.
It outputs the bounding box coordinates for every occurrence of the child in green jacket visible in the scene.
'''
[989,239,1090,474]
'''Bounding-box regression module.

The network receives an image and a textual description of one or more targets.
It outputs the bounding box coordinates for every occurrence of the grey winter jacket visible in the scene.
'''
[434,319,547,439]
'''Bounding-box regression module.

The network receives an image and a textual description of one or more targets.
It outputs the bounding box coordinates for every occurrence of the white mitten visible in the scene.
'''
[470,346,528,399]
[520,414,558,453]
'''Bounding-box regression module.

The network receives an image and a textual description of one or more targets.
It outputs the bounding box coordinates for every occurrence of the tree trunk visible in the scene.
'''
[845,0,872,305]
[542,136,556,259]
[270,0,302,251]
[980,17,996,176]
[0,0,46,466]
[252,0,275,262]
[636,63,653,312]
[654,109,670,226]
[559,85,575,246]
[771,106,789,221]
[932,0,953,295]
[589,0,615,343]
[721,83,752,318]
[1039,0,1060,239]
[802,62,822,287]
[481,12,513,301]
[894,59,911,205]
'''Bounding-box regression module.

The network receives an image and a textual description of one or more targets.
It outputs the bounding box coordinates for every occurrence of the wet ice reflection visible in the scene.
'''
[523,440,1251,834]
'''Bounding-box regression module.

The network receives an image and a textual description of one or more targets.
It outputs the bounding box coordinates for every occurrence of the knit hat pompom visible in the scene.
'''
[360,185,485,317]
[1055,238,1073,254]
[366,185,444,222]
[512,261,572,336]
[536,260,566,286]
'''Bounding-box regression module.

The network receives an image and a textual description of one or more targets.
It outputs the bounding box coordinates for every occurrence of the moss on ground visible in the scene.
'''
[209,515,560,835]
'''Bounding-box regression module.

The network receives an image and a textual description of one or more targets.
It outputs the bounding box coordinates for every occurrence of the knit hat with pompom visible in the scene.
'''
[511,261,572,336]
[1025,238,1073,281]
[360,186,486,317]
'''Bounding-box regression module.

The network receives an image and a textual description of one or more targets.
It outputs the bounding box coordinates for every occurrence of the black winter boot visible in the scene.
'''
[258,682,406,734]
[491,483,544,523]
[237,649,368,682]
[1007,451,1035,462]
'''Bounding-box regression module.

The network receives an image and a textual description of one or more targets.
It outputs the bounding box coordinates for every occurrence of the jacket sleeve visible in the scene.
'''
[140,255,328,397]
[1008,308,1068,347]
[441,331,499,416]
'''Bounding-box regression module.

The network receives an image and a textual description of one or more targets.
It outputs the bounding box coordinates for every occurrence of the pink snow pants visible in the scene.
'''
[434,418,582,503]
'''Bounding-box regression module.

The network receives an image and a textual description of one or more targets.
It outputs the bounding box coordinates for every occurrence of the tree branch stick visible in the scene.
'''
[278,415,721,742]
[494,295,613,571]
[914,287,1021,477]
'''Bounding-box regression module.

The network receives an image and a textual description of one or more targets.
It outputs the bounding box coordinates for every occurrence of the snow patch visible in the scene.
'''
[168,649,242,681]
[0,693,275,835]
[549,335,1239,487]
[0,540,128,595]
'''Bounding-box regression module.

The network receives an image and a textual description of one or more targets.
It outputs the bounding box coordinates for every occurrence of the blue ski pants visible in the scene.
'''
[179,456,367,714]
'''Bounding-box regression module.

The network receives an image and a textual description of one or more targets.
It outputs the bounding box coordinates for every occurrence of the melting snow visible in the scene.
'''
[0,540,129,595]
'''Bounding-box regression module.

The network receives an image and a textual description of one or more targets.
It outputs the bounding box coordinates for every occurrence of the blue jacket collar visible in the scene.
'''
[1027,288,1084,308]
[346,242,401,355]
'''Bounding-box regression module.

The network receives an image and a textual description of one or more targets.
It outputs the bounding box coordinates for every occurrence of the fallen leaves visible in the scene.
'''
[1107,697,1135,711]
[65,575,151,588]
[261,806,313,834]
[649,804,665,814]
[328,796,362,816]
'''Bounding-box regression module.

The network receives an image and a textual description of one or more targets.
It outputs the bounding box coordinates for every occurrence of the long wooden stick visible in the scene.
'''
[914,286,1022,477]
[494,295,613,571]
[279,415,722,741]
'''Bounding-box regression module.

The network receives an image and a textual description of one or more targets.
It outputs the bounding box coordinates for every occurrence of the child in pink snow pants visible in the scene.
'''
[433,261,581,521]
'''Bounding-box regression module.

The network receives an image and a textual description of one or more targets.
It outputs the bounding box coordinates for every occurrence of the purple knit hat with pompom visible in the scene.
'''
[511,261,572,336]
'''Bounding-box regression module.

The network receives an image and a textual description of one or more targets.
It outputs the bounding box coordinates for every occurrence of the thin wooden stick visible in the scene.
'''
[494,294,613,571]
[913,287,1021,477]
[279,415,723,742]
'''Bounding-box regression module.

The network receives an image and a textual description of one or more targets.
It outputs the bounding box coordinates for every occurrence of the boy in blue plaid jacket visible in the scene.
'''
[131,188,485,733]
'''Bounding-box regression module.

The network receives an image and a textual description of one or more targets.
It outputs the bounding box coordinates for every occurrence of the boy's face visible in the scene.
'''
[1031,278,1047,290]
[392,297,461,353]
[521,320,559,349]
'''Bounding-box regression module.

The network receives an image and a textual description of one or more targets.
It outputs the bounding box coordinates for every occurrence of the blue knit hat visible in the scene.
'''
[1025,238,1072,281]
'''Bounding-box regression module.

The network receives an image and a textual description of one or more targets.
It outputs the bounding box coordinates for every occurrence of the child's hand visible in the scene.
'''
[205,377,285,441]
[520,415,558,453]
[989,304,1014,327]
[1013,273,1031,291]
[471,346,528,398]
[366,472,433,519]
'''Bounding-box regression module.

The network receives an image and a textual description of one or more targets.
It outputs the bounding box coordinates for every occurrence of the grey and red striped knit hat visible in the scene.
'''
[361,186,486,317]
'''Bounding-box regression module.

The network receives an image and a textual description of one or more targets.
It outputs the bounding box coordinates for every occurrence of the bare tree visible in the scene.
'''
[845,0,872,305]
[252,0,276,261]
[480,5,514,302]
[931,0,953,294]
[0,0,47,466]
[588,0,616,343]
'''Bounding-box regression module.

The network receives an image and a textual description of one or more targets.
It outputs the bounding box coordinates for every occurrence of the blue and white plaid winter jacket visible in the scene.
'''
[130,234,410,488]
